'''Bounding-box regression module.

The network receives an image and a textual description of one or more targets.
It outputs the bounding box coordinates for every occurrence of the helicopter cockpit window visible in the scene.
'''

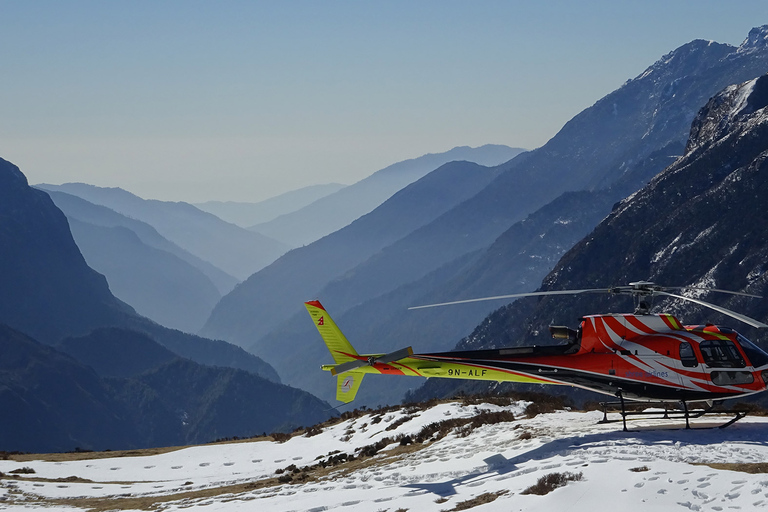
[679,342,698,368]
[699,339,746,369]
[736,335,768,368]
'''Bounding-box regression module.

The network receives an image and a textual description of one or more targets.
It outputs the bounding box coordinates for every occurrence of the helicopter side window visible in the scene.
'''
[699,339,746,369]
[710,371,754,386]
[679,342,698,368]
[737,335,768,368]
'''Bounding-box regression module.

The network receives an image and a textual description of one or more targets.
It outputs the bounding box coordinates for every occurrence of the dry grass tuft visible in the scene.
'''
[443,490,509,511]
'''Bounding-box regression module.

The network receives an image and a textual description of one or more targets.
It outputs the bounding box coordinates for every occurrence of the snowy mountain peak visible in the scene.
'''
[685,73,768,155]
[738,25,768,54]
[632,39,732,83]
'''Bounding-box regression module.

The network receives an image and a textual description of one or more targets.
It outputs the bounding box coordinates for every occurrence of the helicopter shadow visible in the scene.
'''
[400,418,768,497]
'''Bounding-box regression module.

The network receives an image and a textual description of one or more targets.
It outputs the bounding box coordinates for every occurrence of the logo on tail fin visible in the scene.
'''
[341,376,354,393]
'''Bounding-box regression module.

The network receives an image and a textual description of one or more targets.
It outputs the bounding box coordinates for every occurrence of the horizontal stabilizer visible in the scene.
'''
[331,346,414,376]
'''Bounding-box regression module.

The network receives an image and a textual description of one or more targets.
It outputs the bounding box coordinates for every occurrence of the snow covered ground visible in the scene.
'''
[1,400,768,511]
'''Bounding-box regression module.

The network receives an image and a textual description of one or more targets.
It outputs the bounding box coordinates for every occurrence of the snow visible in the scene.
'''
[651,233,682,264]
[2,401,768,511]
[730,78,758,118]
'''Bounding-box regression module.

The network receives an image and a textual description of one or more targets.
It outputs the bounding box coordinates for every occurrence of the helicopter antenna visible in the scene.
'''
[409,281,768,329]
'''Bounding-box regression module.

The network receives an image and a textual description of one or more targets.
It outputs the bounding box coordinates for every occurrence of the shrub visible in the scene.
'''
[9,467,35,475]
[521,471,583,495]
[385,415,415,431]
[271,432,291,443]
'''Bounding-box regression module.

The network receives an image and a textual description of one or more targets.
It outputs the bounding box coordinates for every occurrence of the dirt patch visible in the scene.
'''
[698,462,768,474]
[6,436,273,463]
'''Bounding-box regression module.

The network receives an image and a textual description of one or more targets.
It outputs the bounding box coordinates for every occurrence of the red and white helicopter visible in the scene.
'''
[306,282,768,428]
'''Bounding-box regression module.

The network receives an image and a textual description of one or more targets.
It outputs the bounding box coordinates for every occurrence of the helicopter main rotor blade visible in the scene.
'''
[664,286,762,299]
[408,288,613,310]
[656,291,768,329]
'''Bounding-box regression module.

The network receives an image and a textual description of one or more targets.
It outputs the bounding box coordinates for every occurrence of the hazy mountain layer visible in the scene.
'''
[37,183,289,280]
[196,183,345,228]
[67,219,221,332]
[249,144,525,247]
[44,190,237,295]
[202,159,510,346]
[1,158,280,382]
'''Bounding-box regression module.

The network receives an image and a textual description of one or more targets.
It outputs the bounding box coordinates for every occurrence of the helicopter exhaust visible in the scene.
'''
[549,325,578,340]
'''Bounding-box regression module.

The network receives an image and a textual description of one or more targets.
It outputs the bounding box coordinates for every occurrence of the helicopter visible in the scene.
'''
[305,282,768,428]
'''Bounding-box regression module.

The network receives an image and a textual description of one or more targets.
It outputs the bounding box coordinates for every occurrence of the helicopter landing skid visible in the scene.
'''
[597,395,748,431]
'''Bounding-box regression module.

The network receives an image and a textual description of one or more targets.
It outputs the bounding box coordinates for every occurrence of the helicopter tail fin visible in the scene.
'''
[306,300,368,403]
[304,300,359,364]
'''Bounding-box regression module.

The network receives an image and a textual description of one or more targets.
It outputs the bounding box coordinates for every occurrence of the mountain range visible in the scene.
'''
[0,160,331,452]
[195,182,346,228]
[202,26,768,406]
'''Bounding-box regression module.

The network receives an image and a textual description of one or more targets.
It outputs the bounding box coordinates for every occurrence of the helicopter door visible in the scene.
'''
[674,341,705,387]
[697,339,754,387]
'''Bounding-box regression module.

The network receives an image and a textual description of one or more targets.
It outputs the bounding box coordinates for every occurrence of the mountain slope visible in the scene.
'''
[474,72,768,350]
[36,183,289,280]
[0,324,143,452]
[306,32,768,321]
[67,219,221,332]
[44,189,237,295]
[249,144,525,247]
[195,183,346,227]
[414,73,768,402]
[0,324,331,453]
[0,159,135,344]
[57,327,179,379]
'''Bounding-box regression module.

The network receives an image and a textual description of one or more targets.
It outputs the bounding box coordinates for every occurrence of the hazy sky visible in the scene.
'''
[2,1,766,203]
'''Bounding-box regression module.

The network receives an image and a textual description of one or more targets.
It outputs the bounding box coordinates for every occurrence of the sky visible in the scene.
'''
[2,1,767,203]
